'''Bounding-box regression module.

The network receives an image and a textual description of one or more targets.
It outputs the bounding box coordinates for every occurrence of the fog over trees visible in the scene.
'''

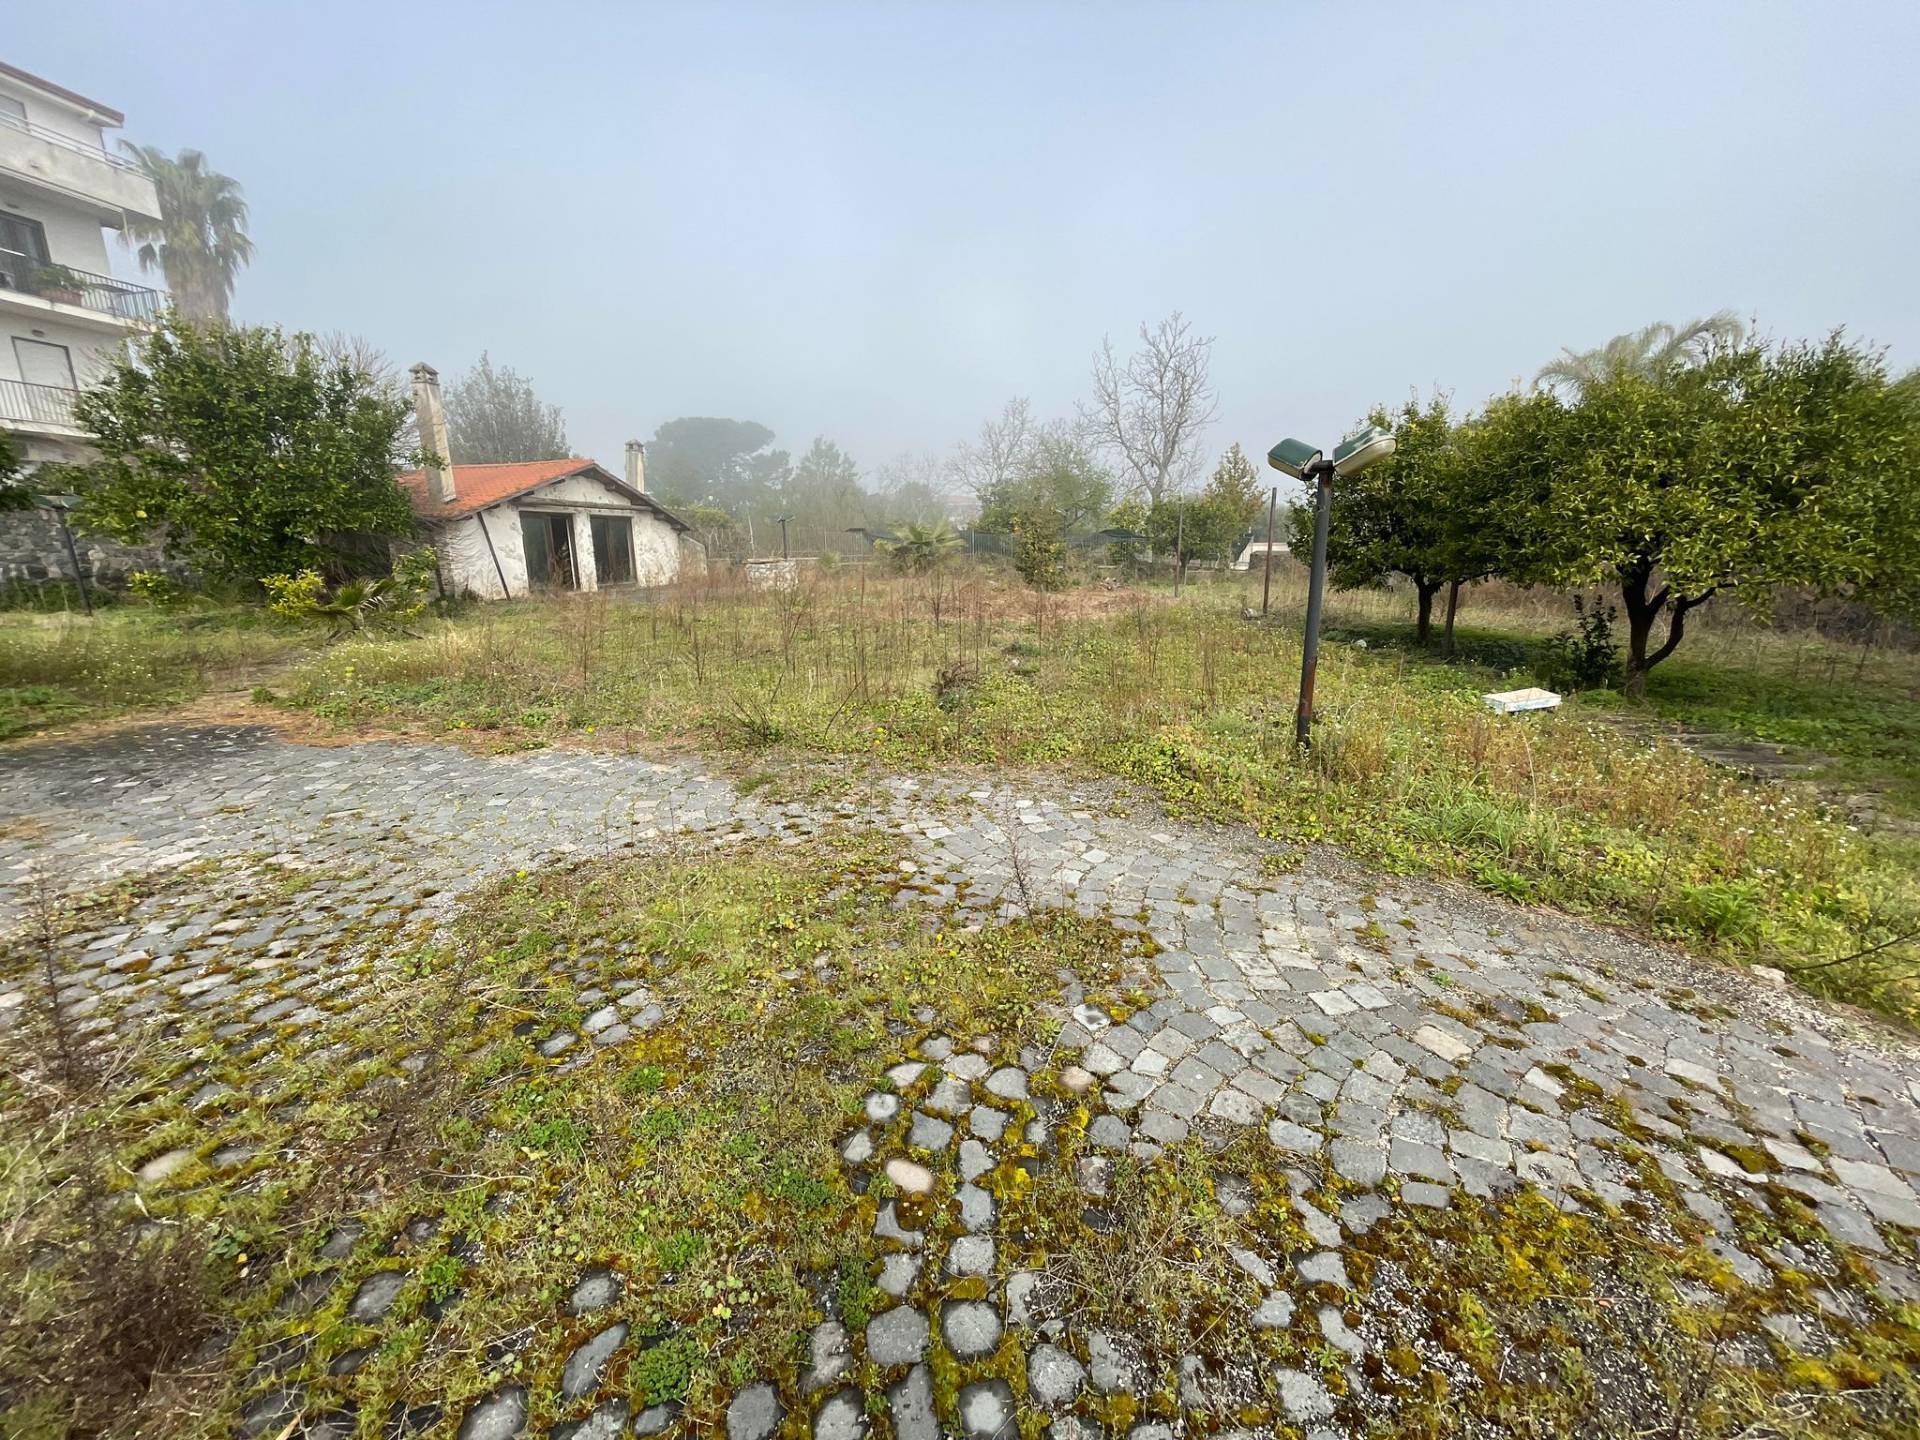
[627,311,1243,559]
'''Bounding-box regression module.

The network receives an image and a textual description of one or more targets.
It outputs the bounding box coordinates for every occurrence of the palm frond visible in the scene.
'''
[1537,312,1747,395]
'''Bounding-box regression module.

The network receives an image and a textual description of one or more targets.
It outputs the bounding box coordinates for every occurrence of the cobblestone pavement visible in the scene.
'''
[4,724,1920,1439]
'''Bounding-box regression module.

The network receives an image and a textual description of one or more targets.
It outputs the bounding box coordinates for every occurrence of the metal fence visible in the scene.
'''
[0,248,163,321]
[0,378,81,428]
[0,110,146,172]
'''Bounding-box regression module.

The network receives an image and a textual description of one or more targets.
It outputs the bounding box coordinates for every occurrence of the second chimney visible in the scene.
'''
[624,439,647,494]
[411,362,456,505]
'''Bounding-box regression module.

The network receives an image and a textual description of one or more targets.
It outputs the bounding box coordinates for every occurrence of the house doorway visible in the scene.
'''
[520,512,577,589]
[590,514,636,585]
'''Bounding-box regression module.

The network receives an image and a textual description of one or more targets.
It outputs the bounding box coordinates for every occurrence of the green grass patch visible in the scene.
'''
[0,606,306,740]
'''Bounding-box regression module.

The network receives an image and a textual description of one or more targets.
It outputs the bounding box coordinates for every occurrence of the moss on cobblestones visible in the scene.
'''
[0,829,1144,1437]
[5,765,1920,1440]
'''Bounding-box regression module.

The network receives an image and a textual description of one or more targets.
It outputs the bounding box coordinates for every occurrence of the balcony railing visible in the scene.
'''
[0,249,162,321]
[0,110,143,172]
[0,378,81,429]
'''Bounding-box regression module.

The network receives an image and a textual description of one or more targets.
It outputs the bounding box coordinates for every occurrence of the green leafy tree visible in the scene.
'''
[648,418,787,516]
[1105,497,1150,566]
[977,422,1113,536]
[118,145,254,321]
[70,316,420,586]
[444,352,570,462]
[777,437,876,555]
[0,429,33,512]
[1169,443,1265,565]
[1527,332,1920,695]
[1014,517,1069,590]
[1299,397,1515,649]
[678,502,741,560]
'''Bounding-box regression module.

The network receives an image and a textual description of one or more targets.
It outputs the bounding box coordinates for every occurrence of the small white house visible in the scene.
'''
[398,363,700,598]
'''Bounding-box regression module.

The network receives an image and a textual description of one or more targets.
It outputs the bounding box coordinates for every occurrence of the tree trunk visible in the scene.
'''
[1442,580,1462,659]
[1414,578,1440,647]
[1619,563,1665,700]
[1620,562,1715,698]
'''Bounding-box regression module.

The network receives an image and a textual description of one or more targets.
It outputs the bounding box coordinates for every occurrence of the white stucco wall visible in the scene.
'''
[0,72,159,225]
[425,470,687,599]
[0,193,114,274]
[0,75,113,151]
[434,513,519,600]
[1,313,122,385]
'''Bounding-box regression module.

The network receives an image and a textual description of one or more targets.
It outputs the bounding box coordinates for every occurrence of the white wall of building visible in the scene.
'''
[0,191,115,274]
[0,313,121,385]
[0,64,159,467]
[434,512,525,600]
[426,471,689,599]
[0,73,112,151]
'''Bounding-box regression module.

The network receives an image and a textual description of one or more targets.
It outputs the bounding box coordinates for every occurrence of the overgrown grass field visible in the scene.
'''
[0,605,303,740]
[267,569,1920,1026]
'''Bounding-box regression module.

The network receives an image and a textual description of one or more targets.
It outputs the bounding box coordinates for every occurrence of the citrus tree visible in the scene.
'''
[1528,333,1920,695]
[70,315,421,587]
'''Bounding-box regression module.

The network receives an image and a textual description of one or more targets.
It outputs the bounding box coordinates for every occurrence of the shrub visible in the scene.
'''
[1535,594,1621,692]
[126,570,189,607]
[262,547,437,637]
[1015,525,1069,590]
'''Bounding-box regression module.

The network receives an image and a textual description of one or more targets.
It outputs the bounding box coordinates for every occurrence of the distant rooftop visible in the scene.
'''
[0,59,125,126]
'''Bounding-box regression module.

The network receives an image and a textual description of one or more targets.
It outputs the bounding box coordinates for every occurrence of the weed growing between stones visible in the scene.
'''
[1,827,1145,1436]
[1334,1176,1920,1440]
[7,813,1918,1440]
[0,873,224,1438]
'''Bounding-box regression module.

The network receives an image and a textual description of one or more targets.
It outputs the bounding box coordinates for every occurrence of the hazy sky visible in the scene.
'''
[13,2,1919,499]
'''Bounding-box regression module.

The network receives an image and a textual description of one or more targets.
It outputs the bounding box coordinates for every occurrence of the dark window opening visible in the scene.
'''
[591,514,636,585]
[519,511,577,589]
[0,212,51,292]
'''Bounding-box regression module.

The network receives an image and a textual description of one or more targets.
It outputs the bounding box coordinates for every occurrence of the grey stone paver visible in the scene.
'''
[5,724,1920,1437]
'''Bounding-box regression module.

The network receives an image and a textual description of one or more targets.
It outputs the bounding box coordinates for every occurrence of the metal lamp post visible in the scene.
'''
[1268,424,1396,748]
[42,492,94,617]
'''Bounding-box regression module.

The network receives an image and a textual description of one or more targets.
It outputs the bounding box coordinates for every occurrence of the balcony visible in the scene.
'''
[0,112,160,223]
[0,377,83,434]
[0,250,161,326]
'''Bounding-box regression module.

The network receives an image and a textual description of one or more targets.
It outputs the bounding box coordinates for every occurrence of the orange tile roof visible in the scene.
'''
[397,459,599,518]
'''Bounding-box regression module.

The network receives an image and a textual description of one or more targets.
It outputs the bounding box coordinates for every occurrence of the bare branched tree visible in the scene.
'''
[1084,312,1219,506]
[308,331,403,400]
[954,397,1035,500]
[871,450,957,525]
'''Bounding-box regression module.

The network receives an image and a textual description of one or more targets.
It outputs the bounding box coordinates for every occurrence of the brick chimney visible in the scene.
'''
[410,362,456,505]
[624,439,646,494]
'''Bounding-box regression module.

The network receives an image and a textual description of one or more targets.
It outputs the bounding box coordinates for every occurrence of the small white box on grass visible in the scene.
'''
[1483,687,1562,714]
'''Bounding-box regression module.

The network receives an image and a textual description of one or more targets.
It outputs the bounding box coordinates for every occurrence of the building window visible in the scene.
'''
[0,96,25,129]
[591,515,636,584]
[13,337,76,389]
[0,212,52,291]
[519,511,577,589]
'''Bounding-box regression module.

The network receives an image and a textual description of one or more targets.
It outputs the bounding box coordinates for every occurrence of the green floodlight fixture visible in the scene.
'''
[1266,438,1322,480]
[1269,423,1398,749]
[1332,422,1396,477]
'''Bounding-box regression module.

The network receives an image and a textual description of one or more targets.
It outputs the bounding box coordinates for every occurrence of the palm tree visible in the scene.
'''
[117,145,254,322]
[881,520,964,574]
[1535,312,1745,395]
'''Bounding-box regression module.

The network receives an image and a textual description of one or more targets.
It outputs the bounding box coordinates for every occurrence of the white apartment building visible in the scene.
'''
[0,59,162,467]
